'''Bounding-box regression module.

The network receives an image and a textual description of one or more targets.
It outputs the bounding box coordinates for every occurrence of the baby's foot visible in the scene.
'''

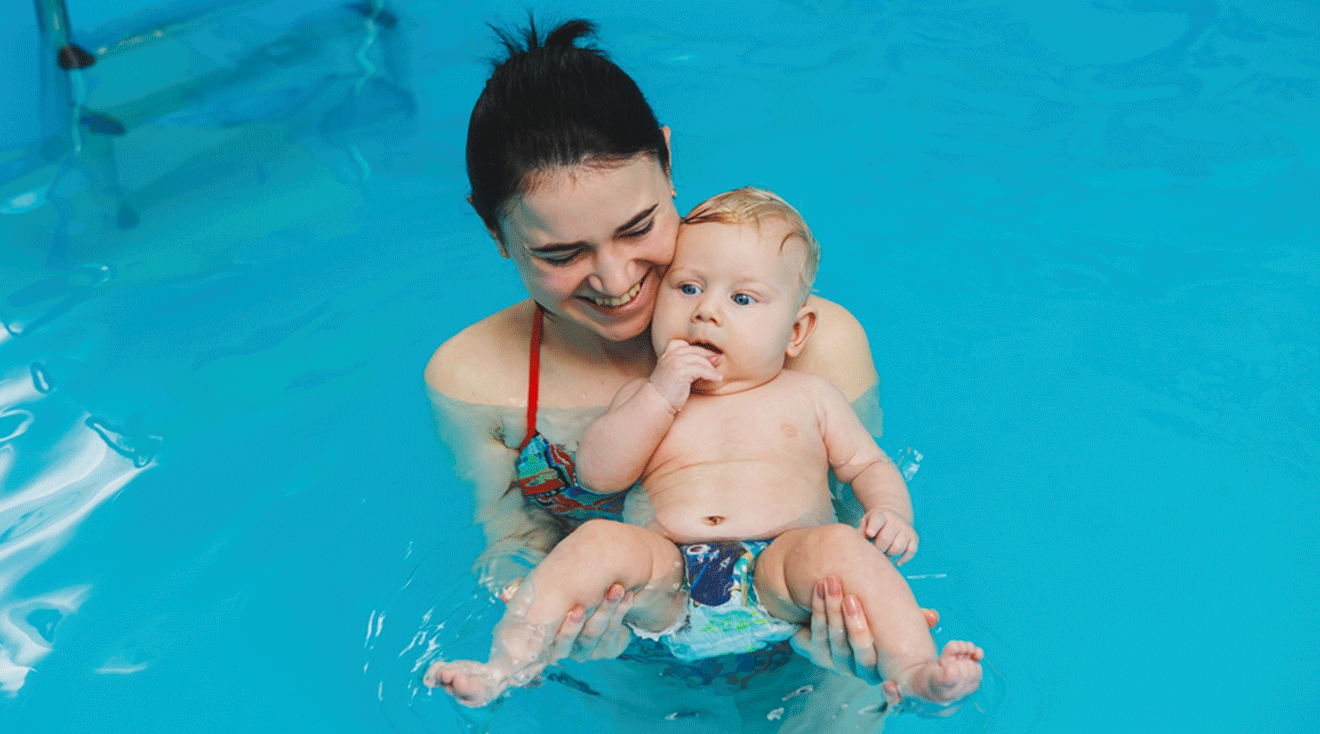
[909,640,983,704]
[424,659,510,708]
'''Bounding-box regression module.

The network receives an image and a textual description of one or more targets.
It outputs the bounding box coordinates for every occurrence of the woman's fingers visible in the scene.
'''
[546,604,588,661]
[591,590,635,659]
[823,575,851,673]
[791,580,831,667]
[843,594,882,684]
[565,583,629,662]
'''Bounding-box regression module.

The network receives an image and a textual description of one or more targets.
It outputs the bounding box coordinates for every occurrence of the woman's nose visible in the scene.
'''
[587,247,636,295]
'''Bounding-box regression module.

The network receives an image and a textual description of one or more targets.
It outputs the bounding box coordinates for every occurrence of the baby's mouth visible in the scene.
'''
[584,278,644,308]
[689,340,723,367]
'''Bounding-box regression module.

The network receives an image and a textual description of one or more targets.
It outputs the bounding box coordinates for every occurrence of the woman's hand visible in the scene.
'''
[499,580,636,661]
[790,575,938,684]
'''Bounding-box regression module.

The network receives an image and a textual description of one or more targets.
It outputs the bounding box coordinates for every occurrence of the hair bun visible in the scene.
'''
[544,19,597,49]
[494,16,598,56]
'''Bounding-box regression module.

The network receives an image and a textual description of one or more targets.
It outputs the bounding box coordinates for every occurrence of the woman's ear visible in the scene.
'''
[662,125,674,186]
[490,227,509,259]
[785,302,819,358]
[469,195,510,258]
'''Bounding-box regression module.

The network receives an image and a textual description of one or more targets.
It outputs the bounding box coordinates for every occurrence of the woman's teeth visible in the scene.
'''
[589,279,643,307]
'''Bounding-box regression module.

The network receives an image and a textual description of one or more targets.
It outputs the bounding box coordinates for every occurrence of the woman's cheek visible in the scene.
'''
[650,224,680,266]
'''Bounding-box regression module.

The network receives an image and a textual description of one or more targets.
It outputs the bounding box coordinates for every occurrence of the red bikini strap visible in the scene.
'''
[520,305,544,451]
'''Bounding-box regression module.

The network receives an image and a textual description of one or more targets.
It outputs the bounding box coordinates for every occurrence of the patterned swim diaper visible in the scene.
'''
[631,539,797,662]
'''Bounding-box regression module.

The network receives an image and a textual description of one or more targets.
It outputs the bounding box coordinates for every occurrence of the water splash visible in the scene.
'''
[895,446,923,481]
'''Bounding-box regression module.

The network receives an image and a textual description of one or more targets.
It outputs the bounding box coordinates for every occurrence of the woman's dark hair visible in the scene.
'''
[467,17,670,237]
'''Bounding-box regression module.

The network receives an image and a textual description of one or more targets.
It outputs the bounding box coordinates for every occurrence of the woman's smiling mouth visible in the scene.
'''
[583,276,645,308]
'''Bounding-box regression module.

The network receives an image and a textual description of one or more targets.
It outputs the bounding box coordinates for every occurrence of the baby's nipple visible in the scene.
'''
[703,515,724,526]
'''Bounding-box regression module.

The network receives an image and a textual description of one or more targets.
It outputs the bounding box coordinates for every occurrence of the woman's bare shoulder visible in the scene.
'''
[424,301,534,406]
[791,296,878,402]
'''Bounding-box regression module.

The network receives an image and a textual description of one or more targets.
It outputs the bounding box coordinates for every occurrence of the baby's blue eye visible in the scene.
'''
[731,293,754,306]
[679,283,701,295]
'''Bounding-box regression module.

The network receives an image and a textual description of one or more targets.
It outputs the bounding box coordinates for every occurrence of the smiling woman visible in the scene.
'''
[496,157,679,345]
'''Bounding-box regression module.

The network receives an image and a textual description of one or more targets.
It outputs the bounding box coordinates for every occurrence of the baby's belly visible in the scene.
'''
[645,462,836,544]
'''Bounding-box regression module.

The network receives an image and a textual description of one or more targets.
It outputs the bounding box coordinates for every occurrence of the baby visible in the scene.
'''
[426,187,982,707]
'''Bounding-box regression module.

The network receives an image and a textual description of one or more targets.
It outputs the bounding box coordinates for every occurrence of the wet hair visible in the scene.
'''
[682,187,820,297]
[467,17,670,238]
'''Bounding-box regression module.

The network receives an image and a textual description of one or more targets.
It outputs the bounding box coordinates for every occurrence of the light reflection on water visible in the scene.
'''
[0,368,151,694]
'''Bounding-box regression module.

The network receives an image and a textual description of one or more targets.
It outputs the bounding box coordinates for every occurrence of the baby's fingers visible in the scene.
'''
[659,339,691,357]
[691,362,722,383]
[868,520,901,556]
[893,533,919,565]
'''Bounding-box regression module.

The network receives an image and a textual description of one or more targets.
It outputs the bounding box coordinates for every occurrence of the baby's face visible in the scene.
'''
[652,219,809,394]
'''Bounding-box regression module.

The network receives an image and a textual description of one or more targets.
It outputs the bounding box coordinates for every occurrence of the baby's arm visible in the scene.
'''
[577,339,722,493]
[814,378,919,564]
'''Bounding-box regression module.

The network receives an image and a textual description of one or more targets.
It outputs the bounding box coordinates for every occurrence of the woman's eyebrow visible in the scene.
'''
[530,204,659,253]
[614,204,658,234]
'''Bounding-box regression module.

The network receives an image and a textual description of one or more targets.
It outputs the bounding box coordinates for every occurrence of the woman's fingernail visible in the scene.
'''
[815,581,825,598]
[846,595,861,615]
[568,605,585,622]
[606,584,624,602]
[827,576,842,597]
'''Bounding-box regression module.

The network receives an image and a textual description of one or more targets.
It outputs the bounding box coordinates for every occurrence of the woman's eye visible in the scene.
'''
[624,220,654,239]
[539,250,580,265]
[731,293,755,306]
[679,283,700,295]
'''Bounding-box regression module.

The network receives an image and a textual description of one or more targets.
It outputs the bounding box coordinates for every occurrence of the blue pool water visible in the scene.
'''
[2,1,1317,732]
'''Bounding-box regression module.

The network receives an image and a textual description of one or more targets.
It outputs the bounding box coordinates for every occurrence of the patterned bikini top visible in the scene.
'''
[509,307,627,524]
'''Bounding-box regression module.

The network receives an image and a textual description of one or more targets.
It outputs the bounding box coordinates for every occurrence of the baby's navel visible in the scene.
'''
[781,423,797,438]
[703,515,724,526]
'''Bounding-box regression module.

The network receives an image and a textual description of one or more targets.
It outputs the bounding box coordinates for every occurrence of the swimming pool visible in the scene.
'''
[2,0,1317,732]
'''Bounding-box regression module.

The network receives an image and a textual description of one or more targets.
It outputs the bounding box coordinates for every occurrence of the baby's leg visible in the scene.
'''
[755,524,982,704]
[427,519,686,707]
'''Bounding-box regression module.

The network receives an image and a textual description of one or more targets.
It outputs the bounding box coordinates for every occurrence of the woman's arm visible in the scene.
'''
[425,310,566,588]
[426,385,564,588]
[424,310,635,659]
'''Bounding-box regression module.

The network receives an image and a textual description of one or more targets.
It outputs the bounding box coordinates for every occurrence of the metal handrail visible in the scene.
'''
[33,0,96,69]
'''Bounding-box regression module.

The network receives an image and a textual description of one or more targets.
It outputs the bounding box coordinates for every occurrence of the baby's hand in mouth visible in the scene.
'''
[687,340,722,366]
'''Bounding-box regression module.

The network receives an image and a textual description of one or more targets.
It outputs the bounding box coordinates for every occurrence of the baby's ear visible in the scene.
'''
[785,303,818,358]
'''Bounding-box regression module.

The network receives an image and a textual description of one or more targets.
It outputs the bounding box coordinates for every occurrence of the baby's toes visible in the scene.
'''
[943,640,983,661]
[423,661,447,687]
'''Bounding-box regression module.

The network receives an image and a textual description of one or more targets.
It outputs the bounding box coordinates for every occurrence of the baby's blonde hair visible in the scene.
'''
[682,187,819,297]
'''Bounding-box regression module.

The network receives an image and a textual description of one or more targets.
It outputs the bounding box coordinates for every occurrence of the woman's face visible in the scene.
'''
[496,153,679,344]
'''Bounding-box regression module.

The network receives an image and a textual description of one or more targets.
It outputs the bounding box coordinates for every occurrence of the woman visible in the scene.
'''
[426,18,901,731]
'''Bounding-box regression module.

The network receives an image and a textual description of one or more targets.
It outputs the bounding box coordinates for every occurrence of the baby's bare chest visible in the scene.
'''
[653,390,826,468]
